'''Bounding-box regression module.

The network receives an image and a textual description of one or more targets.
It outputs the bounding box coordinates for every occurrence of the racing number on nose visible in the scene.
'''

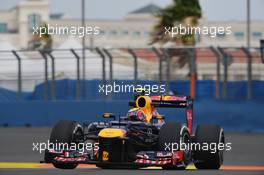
[102,151,109,161]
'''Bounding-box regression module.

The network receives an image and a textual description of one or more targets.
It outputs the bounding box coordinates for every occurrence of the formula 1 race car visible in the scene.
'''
[44,93,225,170]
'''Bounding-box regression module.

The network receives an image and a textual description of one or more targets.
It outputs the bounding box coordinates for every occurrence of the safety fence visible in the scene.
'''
[0,46,263,101]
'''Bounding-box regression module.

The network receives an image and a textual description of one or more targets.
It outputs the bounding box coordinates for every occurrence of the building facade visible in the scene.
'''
[0,0,263,49]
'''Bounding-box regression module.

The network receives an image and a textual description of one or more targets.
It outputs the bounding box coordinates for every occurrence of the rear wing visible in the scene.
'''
[129,95,193,109]
[149,95,193,108]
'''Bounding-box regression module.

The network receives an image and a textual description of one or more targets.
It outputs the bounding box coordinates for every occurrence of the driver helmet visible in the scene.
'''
[126,108,146,122]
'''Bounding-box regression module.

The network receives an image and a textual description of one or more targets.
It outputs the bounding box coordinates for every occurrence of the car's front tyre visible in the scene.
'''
[48,120,83,169]
[158,122,191,170]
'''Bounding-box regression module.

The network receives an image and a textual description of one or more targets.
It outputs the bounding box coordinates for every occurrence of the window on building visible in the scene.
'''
[234,32,245,40]
[110,30,118,36]
[252,32,262,39]
[144,31,149,37]
[28,13,41,32]
[217,33,226,38]
[100,30,105,35]
[120,30,129,37]
[132,31,141,37]
[0,23,7,33]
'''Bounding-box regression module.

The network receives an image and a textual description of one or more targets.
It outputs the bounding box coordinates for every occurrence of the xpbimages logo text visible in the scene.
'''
[98,82,166,95]
[32,140,99,154]
[164,24,232,38]
[32,24,101,38]
[32,140,232,154]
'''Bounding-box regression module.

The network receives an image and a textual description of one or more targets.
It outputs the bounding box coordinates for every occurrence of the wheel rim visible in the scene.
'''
[218,131,225,165]
[182,131,191,163]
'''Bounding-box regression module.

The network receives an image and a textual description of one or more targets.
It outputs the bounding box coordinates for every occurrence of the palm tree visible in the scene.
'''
[29,23,53,50]
[39,23,53,50]
[151,0,202,98]
[151,0,202,45]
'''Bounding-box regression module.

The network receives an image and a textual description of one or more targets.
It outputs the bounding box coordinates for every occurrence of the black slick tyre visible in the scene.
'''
[193,124,225,169]
[49,120,83,169]
[158,122,191,170]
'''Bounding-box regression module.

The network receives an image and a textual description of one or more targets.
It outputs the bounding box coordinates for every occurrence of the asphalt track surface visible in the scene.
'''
[0,127,264,175]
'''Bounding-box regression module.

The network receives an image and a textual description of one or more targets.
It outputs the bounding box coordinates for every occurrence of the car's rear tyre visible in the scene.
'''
[158,122,191,170]
[193,125,225,169]
[48,120,83,169]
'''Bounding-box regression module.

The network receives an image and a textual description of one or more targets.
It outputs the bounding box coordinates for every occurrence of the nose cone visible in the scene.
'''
[98,128,126,138]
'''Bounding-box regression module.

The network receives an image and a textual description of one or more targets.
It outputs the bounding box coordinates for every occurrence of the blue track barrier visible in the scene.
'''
[0,99,263,132]
[1,79,264,101]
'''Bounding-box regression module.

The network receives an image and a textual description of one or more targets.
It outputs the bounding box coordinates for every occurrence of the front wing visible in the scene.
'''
[47,149,185,167]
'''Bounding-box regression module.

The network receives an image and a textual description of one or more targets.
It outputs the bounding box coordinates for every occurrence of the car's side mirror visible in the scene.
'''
[102,113,116,120]
[153,115,165,120]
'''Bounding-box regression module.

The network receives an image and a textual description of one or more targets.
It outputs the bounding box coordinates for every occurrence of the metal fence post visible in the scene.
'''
[12,50,22,100]
[261,40,264,63]
[218,47,229,99]
[103,49,113,84]
[47,52,56,100]
[161,48,171,93]
[95,47,106,84]
[186,48,197,98]
[210,46,221,99]
[127,48,138,85]
[241,47,252,99]
[39,50,49,101]
[152,47,163,83]
[70,49,81,100]
[95,47,107,99]
[103,49,113,99]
